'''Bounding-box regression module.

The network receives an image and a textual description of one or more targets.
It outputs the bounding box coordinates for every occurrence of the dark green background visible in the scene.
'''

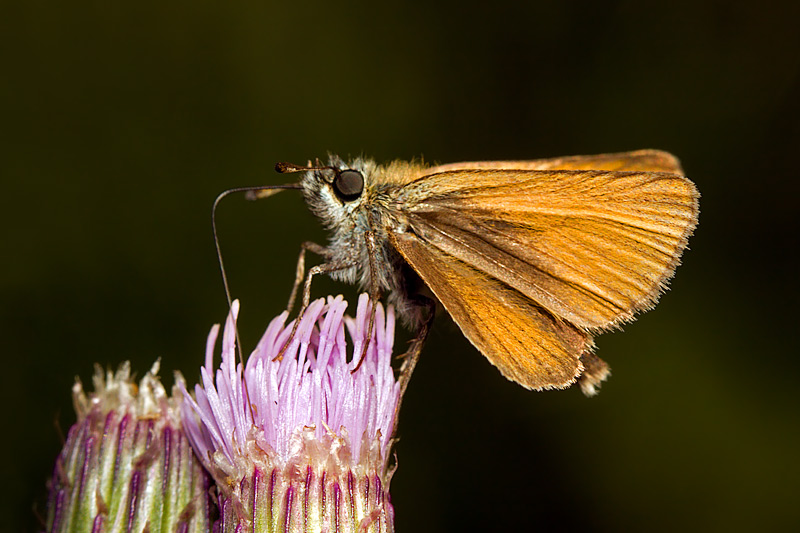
[3,1,798,531]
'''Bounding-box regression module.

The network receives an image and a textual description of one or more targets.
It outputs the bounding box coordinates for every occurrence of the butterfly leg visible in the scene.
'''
[286,241,332,315]
[391,294,436,436]
[397,295,435,397]
[275,257,355,361]
[352,229,382,372]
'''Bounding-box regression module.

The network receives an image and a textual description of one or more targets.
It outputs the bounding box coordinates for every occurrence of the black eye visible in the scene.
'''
[332,169,364,201]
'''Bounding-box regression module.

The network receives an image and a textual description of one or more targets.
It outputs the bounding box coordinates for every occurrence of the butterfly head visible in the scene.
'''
[276,156,375,231]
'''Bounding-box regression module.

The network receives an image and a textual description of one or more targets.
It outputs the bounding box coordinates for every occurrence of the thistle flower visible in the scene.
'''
[46,362,213,532]
[181,294,400,533]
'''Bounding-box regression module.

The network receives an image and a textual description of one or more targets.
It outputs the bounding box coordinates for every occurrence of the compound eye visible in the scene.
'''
[332,169,364,201]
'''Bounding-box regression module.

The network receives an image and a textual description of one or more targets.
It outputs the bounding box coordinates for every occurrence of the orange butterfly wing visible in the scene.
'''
[428,149,684,173]
[395,168,698,331]
[390,231,592,390]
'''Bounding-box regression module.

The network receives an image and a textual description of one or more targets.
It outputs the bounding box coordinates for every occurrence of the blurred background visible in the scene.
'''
[3,1,798,531]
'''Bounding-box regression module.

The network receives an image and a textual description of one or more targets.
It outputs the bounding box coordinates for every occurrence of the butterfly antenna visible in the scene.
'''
[275,161,335,174]
[212,183,302,419]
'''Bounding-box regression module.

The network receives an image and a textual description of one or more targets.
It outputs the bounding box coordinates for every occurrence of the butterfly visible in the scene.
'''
[234,149,699,396]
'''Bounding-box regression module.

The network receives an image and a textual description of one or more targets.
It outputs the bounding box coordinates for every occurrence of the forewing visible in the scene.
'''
[398,168,699,330]
[390,232,592,390]
[428,149,683,174]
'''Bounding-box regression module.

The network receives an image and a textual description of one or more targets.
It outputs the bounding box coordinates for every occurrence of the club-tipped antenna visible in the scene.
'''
[212,183,302,418]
